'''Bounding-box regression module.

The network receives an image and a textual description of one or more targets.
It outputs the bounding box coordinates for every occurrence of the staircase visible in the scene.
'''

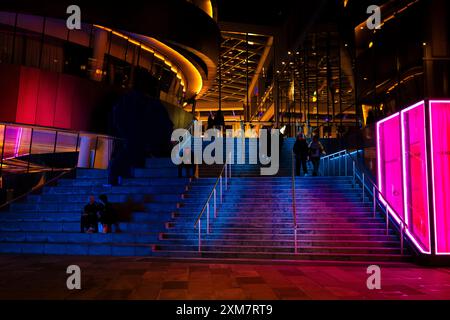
[0,134,412,263]
[0,159,204,256]
[153,176,412,263]
[198,137,297,177]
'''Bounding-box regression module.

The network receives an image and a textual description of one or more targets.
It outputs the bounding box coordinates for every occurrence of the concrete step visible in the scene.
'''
[25,193,182,204]
[0,221,165,233]
[0,242,153,256]
[159,238,401,248]
[170,221,387,229]
[153,243,404,255]
[152,249,411,262]
[0,231,157,244]
[133,168,179,178]
[167,226,396,235]
[160,232,399,242]
[76,169,108,178]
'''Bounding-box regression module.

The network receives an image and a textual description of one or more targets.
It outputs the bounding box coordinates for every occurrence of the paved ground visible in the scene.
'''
[1,255,450,300]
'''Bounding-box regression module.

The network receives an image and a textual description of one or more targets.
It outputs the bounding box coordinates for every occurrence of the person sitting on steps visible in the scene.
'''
[81,195,101,233]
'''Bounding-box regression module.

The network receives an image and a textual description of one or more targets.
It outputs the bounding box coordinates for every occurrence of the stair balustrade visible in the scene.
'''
[320,150,407,255]
[193,153,232,252]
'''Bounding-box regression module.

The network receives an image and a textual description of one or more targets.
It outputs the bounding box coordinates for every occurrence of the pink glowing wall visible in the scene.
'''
[377,114,405,223]
[429,100,450,255]
[401,102,430,252]
[0,64,111,132]
[378,100,450,256]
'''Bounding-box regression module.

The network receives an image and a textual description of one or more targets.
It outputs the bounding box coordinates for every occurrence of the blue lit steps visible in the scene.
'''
[154,176,411,262]
[0,158,202,256]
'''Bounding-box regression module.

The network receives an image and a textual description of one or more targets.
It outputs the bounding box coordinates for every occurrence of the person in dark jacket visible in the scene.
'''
[308,136,326,176]
[178,147,196,178]
[214,109,225,132]
[207,112,215,130]
[81,195,101,233]
[293,133,309,176]
[98,194,120,233]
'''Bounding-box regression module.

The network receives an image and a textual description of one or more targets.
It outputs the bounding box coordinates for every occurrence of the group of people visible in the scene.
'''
[293,134,326,177]
[81,195,120,234]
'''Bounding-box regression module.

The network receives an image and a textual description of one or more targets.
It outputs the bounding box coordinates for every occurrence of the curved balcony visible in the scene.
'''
[0,0,220,99]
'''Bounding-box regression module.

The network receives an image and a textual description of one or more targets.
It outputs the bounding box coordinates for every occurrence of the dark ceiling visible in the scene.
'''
[216,0,298,26]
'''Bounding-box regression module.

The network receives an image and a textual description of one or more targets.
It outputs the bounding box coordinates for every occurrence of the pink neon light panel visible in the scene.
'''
[401,102,430,252]
[377,114,405,222]
[429,101,450,254]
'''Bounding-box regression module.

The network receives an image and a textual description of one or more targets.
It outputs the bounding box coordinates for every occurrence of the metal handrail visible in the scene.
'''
[0,120,125,141]
[194,152,232,252]
[320,149,408,255]
[291,152,298,254]
[0,168,74,210]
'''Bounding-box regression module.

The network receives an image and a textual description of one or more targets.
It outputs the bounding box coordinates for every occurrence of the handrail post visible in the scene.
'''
[327,157,330,176]
[362,173,365,203]
[206,202,210,234]
[219,175,223,203]
[198,219,201,252]
[225,162,228,190]
[213,188,217,218]
[294,226,298,254]
[331,157,336,177]
[229,153,232,181]
[400,224,404,255]
[373,186,376,218]
[345,153,348,176]
[386,203,390,235]
[338,155,341,176]
[352,161,356,187]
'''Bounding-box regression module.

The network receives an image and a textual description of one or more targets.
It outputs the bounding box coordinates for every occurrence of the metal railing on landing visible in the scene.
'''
[0,168,75,211]
[319,150,407,255]
[291,152,298,254]
[0,121,124,174]
[193,153,232,252]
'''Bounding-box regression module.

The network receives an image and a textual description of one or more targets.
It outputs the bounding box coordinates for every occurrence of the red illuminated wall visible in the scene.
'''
[0,64,111,131]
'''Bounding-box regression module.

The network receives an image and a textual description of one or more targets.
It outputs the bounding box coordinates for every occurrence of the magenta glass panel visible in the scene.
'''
[429,100,450,255]
[401,102,430,252]
[377,114,405,222]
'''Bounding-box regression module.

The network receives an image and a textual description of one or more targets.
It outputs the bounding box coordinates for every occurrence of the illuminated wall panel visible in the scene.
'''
[377,113,405,223]
[377,99,450,256]
[401,102,431,252]
[429,100,450,255]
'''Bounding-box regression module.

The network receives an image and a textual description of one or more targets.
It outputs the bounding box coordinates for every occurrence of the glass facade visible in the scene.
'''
[0,13,185,106]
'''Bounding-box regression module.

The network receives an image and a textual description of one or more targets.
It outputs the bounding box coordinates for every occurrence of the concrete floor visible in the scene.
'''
[1,255,450,300]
